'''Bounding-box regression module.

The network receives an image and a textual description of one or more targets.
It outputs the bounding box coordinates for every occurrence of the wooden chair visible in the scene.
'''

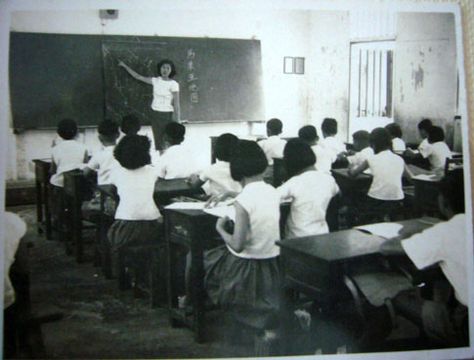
[444,156,463,176]
[33,159,52,239]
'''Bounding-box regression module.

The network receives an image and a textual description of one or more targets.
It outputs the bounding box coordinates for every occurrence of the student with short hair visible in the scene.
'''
[107,135,162,277]
[258,118,287,165]
[205,139,281,333]
[50,118,88,187]
[83,119,120,185]
[404,118,433,161]
[155,122,198,179]
[278,139,339,238]
[120,114,141,136]
[188,133,242,196]
[385,123,406,152]
[298,125,335,173]
[319,117,346,161]
[346,130,374,168]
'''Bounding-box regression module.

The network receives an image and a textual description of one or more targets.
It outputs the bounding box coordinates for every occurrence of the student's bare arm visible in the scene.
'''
[348,159,369,176]
[215,202,249,253]
[118,61,153,85]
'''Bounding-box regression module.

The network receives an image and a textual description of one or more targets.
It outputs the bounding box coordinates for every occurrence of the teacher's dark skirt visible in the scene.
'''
[151,111,173,151]
[204,245,282,329]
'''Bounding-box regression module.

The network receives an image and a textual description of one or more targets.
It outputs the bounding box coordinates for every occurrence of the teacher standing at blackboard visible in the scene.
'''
[119,59,180,151]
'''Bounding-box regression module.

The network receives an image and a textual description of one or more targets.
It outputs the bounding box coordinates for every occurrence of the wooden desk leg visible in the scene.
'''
[190,221,205,343]
[35,179,44,234]
[73,197,83,263]
[99,193,112,278]
[166,215,180,327]
[44,184,52,240]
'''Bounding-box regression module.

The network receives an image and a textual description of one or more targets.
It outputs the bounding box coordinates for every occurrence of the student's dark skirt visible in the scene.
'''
[204,245,282,328]
[107,219,163,251]
[359,196,404,222]
[151,111,173,151]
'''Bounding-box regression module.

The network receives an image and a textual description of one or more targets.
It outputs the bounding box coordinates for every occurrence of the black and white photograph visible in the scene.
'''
[1,0,473,359]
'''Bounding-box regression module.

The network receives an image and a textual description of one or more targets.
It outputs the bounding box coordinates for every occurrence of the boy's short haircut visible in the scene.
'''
[121,114,141,135]
[57,118,78,140]
[369,127,392,153]
[157,59,177,78]
[283,139,316,178]
[114,135,151,170]
[230,140,268,182]
[385,123,403,139]
[427,126,445,143]
[298,125,318,143]
[352,130,370,143]
[321,118,338,136]
[267,118,283,135]
[98,119,119,140]
[418,118,433,132]
[438,168,464,214]
[215,133,239,162]
[164,122,186,144]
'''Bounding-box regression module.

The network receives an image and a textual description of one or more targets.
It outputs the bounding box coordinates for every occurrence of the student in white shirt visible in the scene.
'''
[107,135,162,277]
[258,118,287,165]
[346,130,374,168]
[83,119,120,185]
[156,122,198,179]
[403,118,433,168]
[298,125,335,173]
[278,139,339,238]
[320,117,346,160]
[349,127,405,220]
[205,140,281,334]
[380,169,468,347]
[188,133,242,196]
[385,123,406,152]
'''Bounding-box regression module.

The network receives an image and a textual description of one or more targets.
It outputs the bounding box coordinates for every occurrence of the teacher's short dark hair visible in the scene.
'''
[57,118,78,140]
[114,134,151,170]
[369,127,392,154]
[284,138,316,178]
[230,140,268,182]
[439,168,464,214]
[157,59,177,78]
[215,133,239,162]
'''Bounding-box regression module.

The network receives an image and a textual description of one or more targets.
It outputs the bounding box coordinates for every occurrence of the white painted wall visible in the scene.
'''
[8,9,311,180]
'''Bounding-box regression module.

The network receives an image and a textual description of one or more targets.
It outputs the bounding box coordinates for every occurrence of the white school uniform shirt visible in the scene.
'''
[86,145,120,185]
[320,136,346,160]
[4,212,26,309]
[156,144,198,179]
[402,214,467,306]
[199,160,242,196]
[50,140,88,187]
[392,138,406,152]
[258,136,286,165]
[110,165,161,221]
[367,150,404,201]
[422,141,451,170]
[151,77,179,112]
[229,181,280,259]
[347,147,374,168]
[278,170,339,238]
[418,138,431,157]
[312,145,336,174]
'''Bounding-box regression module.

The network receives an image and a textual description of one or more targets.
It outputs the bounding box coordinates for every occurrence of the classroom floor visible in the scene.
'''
[9,205,435,359]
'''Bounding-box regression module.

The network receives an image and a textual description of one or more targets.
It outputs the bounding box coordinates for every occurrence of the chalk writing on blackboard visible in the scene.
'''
[187,48,199,104]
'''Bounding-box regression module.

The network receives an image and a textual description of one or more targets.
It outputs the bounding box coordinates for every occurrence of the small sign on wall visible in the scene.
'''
[283,57,305,74]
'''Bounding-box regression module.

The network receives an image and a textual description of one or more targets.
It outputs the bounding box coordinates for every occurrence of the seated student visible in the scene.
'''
[107,135,162,277]
[205,140,281,335]
[278,139,339,238]
[405,118,433,158]
[385,123,406,152]
[83,119,120,185]
[406,126,452,176]
[50,118,88,188]
[258,118,286,165]
[319,117,346,160]
[298,125,335,173]
[188,133,242,196]
[349,127,405,219]
[346,130,374,168]
[156,122,198,179]
[120,114,141,136]
[379,169,468,347]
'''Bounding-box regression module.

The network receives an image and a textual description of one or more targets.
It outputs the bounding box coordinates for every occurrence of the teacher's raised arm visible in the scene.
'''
[119,59,181,151]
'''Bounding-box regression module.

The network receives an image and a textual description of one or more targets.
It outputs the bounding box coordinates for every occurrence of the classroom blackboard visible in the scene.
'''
[9,32,264,129]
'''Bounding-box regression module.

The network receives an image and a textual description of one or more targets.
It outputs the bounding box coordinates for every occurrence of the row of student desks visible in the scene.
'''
[33,157,444,343]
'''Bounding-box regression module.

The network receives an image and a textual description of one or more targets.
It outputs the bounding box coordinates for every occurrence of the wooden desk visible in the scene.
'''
[412,175,442,217]
[331,168,372,195]
[164,208,220,343]
[33,159,52,239]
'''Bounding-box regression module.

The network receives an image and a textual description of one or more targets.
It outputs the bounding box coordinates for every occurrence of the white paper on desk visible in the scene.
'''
[204,205,236,221]
[164,202,206,210]
[356,222,403,239]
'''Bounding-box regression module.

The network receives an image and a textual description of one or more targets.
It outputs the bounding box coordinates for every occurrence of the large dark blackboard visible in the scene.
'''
[9,32,264,129]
